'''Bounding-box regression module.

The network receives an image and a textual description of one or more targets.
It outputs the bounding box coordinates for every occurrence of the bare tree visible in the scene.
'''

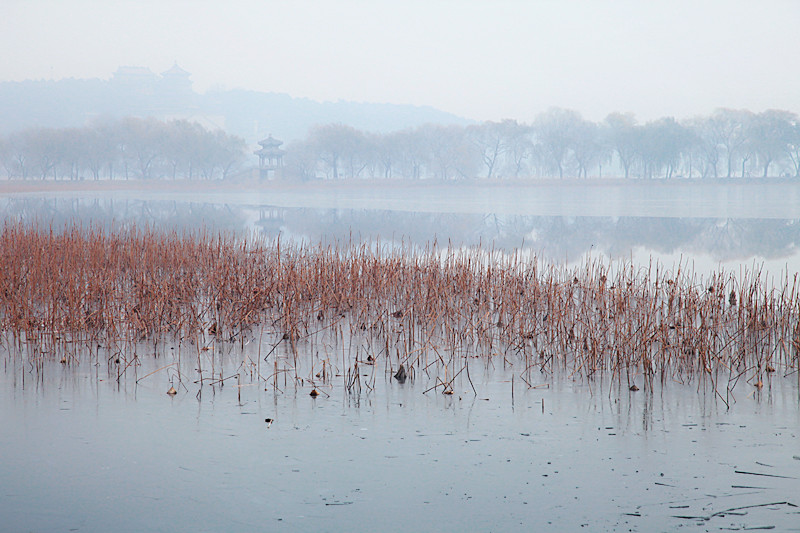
[635,118,693,179]
[419,124,478,180]
[785,121,800,178]
[467,121,508,179]
[708,109,753,178]
[307,124,365,179]
[500,120,533,178]
[571,119,607,178]
[118,117,166,179]
[283,139,319,181]
[534,108,585,178]
[603,112,639,179]
[748,109,795,177]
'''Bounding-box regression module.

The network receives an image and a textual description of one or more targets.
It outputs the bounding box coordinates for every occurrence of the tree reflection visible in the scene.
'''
[2,197,798,264]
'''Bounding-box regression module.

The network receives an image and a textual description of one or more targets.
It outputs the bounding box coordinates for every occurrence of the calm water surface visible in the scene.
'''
[2,183,800,531]
[3,184,800,272]
[2,354,799,532]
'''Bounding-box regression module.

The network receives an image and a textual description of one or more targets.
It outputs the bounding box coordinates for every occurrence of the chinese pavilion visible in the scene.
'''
[255,135,285,179]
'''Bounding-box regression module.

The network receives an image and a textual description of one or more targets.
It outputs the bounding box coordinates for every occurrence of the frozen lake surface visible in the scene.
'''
[2,355,799,532]
[2,181,800,531]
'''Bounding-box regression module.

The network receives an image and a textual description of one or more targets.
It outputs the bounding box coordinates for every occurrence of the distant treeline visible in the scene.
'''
[285,108,800,180]
[0,117,247,180]
[2,108,800,181]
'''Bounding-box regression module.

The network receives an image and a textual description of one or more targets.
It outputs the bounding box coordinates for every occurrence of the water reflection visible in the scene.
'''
[3,191,800,532]
[2,355,798,533]
[3,196,799,266]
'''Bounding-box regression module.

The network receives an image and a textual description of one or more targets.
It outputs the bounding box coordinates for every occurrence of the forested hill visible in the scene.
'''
[201,89,470,142]
[0,77,469,143]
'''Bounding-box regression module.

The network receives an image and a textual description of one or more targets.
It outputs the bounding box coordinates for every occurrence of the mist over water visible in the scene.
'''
[3,182,799,274]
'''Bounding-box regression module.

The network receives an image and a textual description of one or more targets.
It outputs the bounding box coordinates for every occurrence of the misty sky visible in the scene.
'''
[3,0,799,123]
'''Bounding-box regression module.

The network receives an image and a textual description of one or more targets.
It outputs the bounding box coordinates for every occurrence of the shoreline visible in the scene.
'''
[2,175,799,195]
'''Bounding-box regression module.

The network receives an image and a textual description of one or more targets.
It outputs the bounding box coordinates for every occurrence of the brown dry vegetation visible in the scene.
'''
[1,222,798,399]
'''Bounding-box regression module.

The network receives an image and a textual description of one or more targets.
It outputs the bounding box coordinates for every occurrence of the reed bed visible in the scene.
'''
[1,222,798,401]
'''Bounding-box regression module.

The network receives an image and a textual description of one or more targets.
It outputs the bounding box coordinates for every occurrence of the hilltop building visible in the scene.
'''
[111,66,158,95]
[110,62,196,113]
[110,63,222,128]
[158,62,194,110]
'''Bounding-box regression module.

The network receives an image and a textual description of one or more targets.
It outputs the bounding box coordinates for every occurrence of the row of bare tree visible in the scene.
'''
[2,108,798,181]
[285,108,800,180]
[0,117,247,180]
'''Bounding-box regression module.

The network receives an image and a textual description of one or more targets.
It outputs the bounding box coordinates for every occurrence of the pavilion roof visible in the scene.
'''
[162,62,191,78]
[258,135,283,148]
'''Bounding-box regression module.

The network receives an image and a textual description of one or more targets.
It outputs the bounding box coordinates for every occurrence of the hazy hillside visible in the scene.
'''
[0,72,470,143]
[202,89,471,142]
